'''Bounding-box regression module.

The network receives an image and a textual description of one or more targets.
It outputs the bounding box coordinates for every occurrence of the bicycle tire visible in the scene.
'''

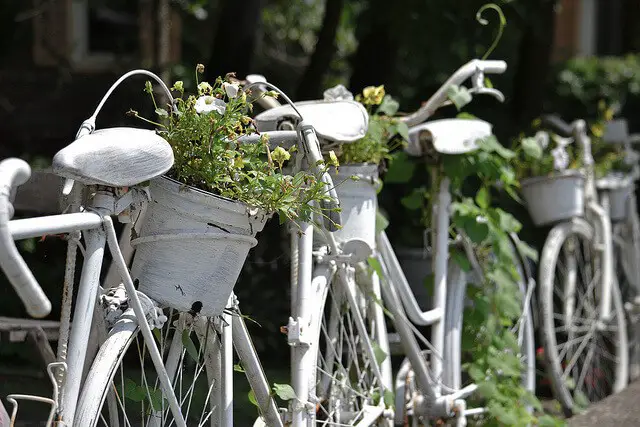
[75,311,223,427]
[613,222,640,381]
[301,264,393,426]
[539,218,628,416]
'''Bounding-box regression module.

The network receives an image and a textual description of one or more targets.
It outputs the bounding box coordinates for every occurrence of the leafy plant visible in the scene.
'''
[590,102,633,179]
[324,84,408,165]
[382,105,555,425]
[442,115,542,426]
[133,64,336,224]
[553,54,640,117]
[511,123,581,181]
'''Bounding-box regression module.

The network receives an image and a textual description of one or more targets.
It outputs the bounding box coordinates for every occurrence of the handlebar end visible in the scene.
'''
[0,159,31,188]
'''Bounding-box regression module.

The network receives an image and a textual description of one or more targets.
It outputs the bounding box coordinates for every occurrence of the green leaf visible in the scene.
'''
[375,211,389,234]
[19,238,37,254]
[520,137,543,159]
[248,389,259,407]
[372,341,388,365]
[385,152,415,183]
[564,377,576,390]
[484,77,493,88]
[476,380,497,398]
[456,112,477,120]
[272,383,297,401]
[147,387,165,411]
[367,257,384,279]
[468,364,484,382]
[477,135,515,159]
[516,239,539,263]
[400,189,424,210]
[367,119,384,141]
[152,328,162,343]
[395,122,410,141]
[538,415,564,427]
[446,85,473,110]
[383,389,395,408]
[573,389,590,410]
[475,186,490,209]
[450,249,471,272]
[463,218,489,244]
[182,330,200,363]
[233,363,245,373]
[377,95,400,116]
[496,209,522,233]
[155,108,168,117]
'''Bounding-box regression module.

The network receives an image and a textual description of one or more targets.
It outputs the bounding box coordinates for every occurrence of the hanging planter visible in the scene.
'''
[128,65,335,316]
[520,170,585,227]
[130,176,268,316]
[597,175,634,222]
[327,164,379,248]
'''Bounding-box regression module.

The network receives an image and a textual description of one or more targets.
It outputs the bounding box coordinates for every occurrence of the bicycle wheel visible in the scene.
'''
[75,310,223,427]
[614,221,640,381]
[306,265,392,426]
[539,218,628,416]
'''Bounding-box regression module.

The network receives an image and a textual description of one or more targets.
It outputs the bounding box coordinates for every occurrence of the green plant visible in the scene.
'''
[553,54,640,117]
[382,105,561,425]
[326,84,408,165]
[590,102,633,179]
[511,122,581,181]
[132,64,337,224]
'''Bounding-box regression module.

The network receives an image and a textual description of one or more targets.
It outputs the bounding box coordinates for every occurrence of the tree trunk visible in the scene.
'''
[296,0,345,100]
[206,0,263,80]
[348,0,400,93]
[509,0,557,129]
[138,0,155,68]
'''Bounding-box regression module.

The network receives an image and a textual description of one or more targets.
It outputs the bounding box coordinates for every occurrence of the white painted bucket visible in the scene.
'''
[597,176,633,222]
[521,171,585,227]
[326,164,379,248]
[130,176,269,316]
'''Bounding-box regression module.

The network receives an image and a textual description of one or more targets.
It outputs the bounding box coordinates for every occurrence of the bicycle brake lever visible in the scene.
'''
[468,87,505,103]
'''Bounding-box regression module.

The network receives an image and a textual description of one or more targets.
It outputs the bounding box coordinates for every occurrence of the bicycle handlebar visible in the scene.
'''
[298,121,342,230]
[0,159,51,318]
[400,59,507,127]
[541,114,573,138]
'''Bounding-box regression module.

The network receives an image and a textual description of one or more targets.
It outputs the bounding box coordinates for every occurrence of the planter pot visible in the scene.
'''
[521,171,585,227]
[597,174,634,222]
[130,176,269,316]
[320,164,379,248]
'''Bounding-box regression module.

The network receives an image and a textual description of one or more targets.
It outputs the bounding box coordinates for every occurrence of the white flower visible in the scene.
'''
[551,146,569,171]
[223,82,240,99]
[534,131,549,150]
[323,84,354,101]
[195,96,226,115]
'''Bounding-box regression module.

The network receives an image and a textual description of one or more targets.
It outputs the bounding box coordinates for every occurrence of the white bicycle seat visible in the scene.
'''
[407,119,493,155]
[52,127,174,187]
[254,100,368,143]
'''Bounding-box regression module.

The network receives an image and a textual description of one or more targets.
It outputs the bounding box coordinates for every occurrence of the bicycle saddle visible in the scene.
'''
[52,127,174,187]
[407,119,493,156]
[254,100,368,142]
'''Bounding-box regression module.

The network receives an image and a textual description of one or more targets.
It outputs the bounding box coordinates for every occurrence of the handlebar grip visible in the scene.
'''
[541,114,574,138]
[0,159,51,318]
[297,122,342,230]
[477,60,507,74]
